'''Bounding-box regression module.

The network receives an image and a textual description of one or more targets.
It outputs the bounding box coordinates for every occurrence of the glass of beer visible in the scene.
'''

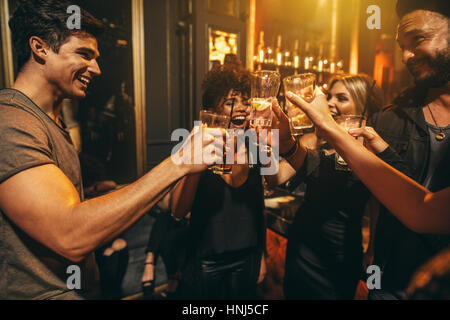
[250,71,280,156]
[334,115,367,171]
[282,73,316,136]
[199,110,232,175]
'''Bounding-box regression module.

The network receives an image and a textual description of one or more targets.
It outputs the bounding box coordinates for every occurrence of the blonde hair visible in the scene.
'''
[328,74,384,117]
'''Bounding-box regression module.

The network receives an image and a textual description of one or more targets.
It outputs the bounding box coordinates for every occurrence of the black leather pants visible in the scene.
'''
[183,248,261,299]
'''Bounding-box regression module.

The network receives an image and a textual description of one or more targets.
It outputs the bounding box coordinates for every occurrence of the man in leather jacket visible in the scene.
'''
[367,0,450,299]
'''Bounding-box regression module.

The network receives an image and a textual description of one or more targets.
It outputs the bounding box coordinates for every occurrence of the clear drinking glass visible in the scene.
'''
[250,70,280,129]
[250,71,280,159]
[199,110,232,175]
[283,73,316,136]
[334,115,367,171]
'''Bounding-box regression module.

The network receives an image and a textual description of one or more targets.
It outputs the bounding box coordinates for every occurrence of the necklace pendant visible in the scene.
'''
[435,132,445,141]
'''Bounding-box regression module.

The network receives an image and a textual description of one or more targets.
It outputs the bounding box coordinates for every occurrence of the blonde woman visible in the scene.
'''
[299,74,383,150]
[281,74,387,299]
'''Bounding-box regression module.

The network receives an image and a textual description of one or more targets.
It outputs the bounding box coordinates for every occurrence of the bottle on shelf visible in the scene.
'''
[323,43,330,72]
[266,46,273,64]
[284,50,292,67]
[293,39,300,70]
[337,60,344,73]
[317,43,324,72]
[303,41,312,70]
[256,31,265,65]
[275,35,283,67]
[330,61,336,74]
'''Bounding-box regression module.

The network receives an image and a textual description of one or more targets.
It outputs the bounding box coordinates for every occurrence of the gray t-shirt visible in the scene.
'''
[0,89,99,299]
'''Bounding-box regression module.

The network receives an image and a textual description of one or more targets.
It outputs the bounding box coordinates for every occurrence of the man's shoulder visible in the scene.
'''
[371,85,426,124]
[0,88,24,106]
[387,85,426,112]
[0,89,45,127]
[0,91,55,185]
[0,103,50,145]
[370,104,406,126]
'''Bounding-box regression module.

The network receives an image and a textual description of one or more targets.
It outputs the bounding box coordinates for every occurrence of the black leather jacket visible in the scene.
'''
[369,86,450,299]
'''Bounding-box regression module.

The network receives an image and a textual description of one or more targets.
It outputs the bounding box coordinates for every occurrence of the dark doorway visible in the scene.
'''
[72,0,137,185]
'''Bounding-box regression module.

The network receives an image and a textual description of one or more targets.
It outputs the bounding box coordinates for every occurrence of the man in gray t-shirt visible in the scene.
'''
[1,0,218,299]
[0,88,99,299]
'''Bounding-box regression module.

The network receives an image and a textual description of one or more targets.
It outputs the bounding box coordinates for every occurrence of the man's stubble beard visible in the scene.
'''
[408,48,450,89]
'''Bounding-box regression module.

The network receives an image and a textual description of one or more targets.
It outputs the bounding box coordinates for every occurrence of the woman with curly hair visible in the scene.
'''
[171,66,268,299]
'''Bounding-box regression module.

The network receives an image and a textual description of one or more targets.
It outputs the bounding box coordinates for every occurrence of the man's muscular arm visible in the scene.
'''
[0,159,188,262]
[0,127,222,262]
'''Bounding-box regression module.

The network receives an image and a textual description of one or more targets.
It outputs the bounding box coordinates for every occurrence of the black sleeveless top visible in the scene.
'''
[189,167,265,257]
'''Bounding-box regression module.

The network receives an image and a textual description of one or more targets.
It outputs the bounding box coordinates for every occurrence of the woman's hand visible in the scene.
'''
[285,88,338,138]
[271,99,296,154]
[246,97,295,154]
[348,126,389,154]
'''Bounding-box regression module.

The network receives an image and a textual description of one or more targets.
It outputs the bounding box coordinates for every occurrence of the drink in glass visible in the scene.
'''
[250,71,280,157]
[199,110,232,175]
[282,73,316,136]
[250,98,273,128]
[250,71,280,129]
[334,115,367,170]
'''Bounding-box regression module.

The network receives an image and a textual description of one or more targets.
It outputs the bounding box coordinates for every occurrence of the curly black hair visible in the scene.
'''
[9,0,104,71]
[201,67,251,111]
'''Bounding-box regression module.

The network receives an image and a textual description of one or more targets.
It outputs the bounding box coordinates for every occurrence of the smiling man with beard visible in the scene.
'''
[367,0,450,300]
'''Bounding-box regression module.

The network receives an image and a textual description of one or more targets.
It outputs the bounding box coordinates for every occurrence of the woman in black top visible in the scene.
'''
[282,74,384,299]
[171,67,269,299]
[183,162,266,299]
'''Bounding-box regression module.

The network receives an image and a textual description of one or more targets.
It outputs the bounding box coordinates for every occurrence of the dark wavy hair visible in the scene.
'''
[201,67,251,111]
[9,0,104,71]
[396,0,449,18]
